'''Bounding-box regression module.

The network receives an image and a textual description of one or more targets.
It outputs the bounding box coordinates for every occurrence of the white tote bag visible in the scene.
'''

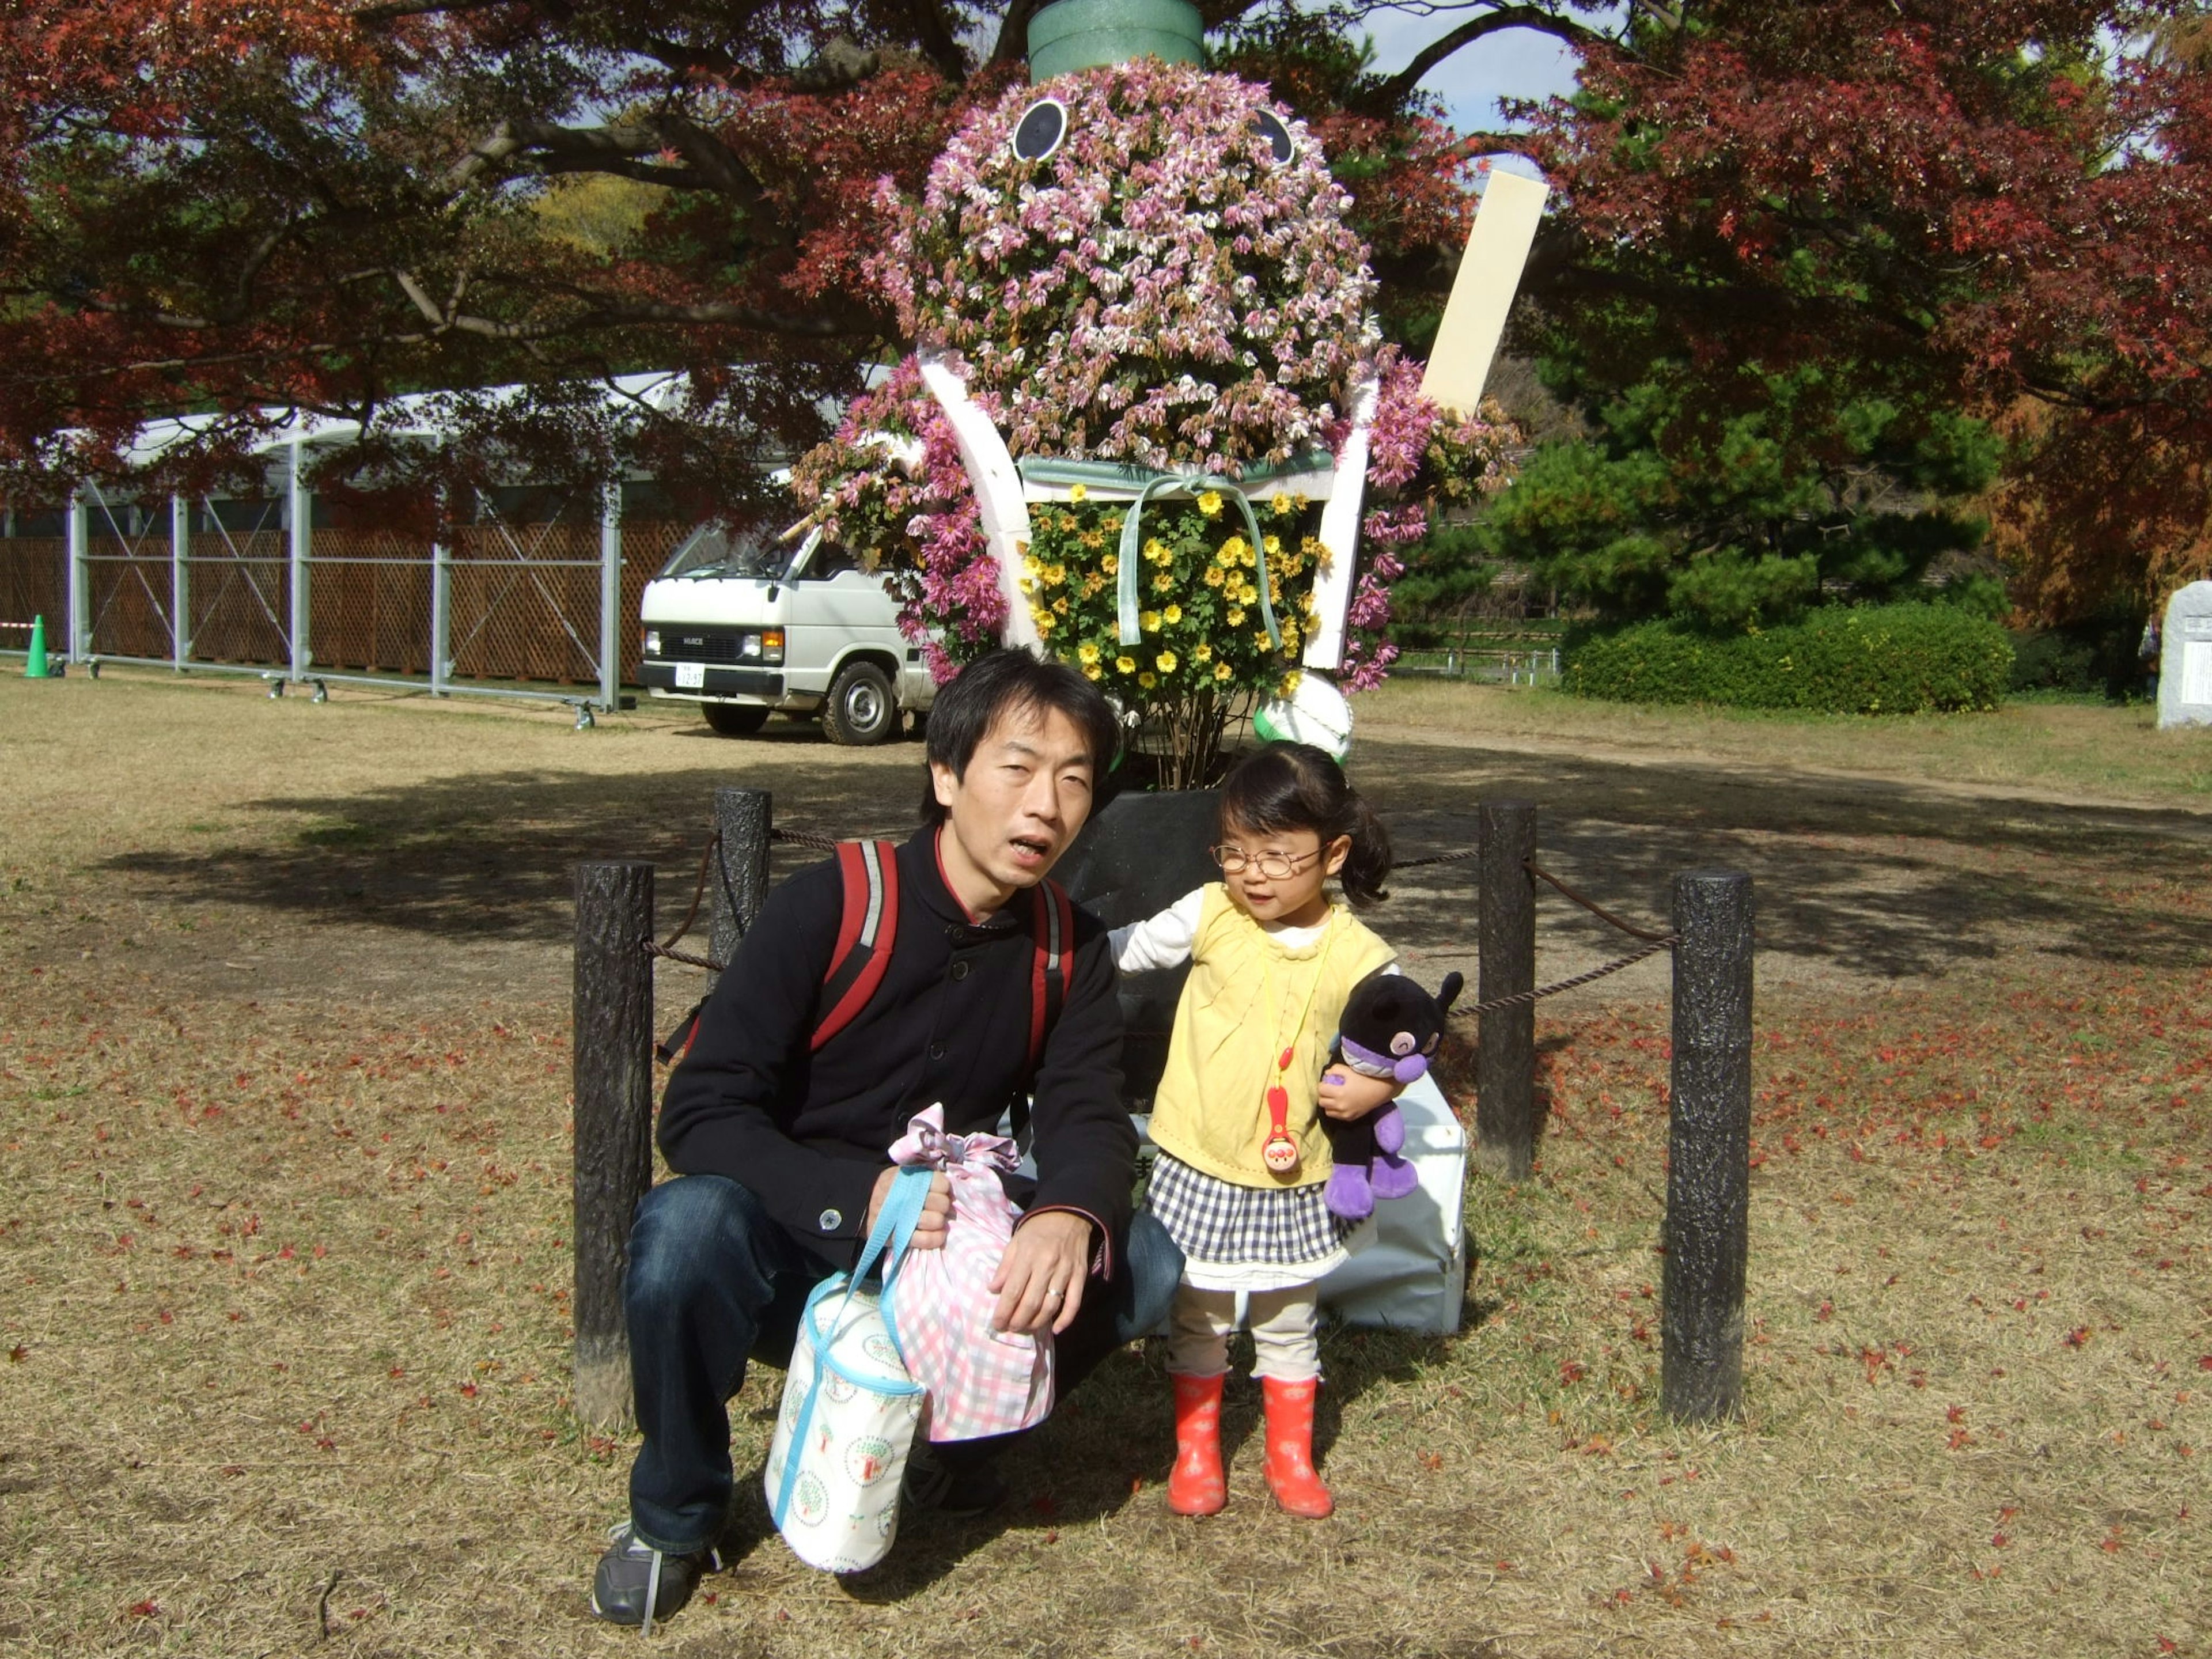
[764,1165,930,1574]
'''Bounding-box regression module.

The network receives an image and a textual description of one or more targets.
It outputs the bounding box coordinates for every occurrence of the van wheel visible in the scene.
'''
[702,703,770,737]
[824,662,896,746]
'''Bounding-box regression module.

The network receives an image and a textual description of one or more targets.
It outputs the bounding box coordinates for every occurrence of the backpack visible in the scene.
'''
[656,840,1077,1101]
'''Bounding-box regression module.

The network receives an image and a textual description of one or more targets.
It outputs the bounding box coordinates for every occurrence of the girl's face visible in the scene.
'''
[1215,817,1350,929]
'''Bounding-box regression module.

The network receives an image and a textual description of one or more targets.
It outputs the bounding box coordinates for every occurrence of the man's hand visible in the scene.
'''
[1317,1068,1398,1123]
[865,1167,952,1250]
[989,1210,1094,1336]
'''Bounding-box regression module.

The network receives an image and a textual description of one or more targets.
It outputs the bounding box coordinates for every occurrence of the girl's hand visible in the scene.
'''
[1317,1068,1397,1122]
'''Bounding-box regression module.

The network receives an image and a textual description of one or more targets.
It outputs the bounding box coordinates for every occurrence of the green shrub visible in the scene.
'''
[1564,603,2013,714]
[2007,599,2150,699]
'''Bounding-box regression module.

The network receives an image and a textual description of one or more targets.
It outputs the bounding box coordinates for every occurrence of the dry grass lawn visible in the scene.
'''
[2,669,2208,1657]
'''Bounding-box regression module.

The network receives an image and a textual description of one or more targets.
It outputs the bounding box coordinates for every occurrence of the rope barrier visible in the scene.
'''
[1524,858,1676,944]
[1395,846,1479,869]
[1456,935,1675,1016]
[640,827,1680,1013]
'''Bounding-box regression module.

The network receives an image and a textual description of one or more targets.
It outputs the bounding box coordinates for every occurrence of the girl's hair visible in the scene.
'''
[1218,741,1392,908]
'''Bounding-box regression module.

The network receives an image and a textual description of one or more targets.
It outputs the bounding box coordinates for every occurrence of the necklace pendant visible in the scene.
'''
[1262,1083,1300,1173]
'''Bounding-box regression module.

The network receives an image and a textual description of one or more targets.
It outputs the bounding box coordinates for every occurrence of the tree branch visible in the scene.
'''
[447,115,770,211]
[1370,5,1603,113]
[988,0,1047,67]
[904,0,973,81]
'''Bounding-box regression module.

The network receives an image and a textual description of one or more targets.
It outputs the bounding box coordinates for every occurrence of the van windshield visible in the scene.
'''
[656,521,789,581]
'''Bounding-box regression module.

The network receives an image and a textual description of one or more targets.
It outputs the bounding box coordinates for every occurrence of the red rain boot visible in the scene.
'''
[1167,1372,1227,1516]
[1260,1376,1333,1518]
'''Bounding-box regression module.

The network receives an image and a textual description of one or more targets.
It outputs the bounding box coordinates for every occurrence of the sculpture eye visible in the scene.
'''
[1389,1031,1417,1057]
[1423,1033,1441,1055]
[1250,109,1294,164]
[1012,99,1068,162]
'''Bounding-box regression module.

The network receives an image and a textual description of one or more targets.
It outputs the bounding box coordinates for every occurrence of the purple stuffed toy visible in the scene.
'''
[1321,969,1465,1221]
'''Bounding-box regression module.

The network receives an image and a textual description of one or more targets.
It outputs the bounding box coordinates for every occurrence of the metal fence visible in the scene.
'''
[2,473,685,709]
[1392,645,1563,686]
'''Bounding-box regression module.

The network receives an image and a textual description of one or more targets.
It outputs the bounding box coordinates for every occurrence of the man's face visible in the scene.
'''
[931,702,1097,905]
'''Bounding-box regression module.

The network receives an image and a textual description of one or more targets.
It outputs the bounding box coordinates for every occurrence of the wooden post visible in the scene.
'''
[1662,869,1755,1422]
[1475,799,1537,1180]
[708,786,773,977]
[572,859,656,1427]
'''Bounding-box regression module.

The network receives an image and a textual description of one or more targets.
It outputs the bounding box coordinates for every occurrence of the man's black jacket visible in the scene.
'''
[657,824,1135,1270]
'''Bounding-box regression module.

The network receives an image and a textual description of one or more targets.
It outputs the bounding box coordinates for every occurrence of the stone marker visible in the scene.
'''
[2159,581,2212,730]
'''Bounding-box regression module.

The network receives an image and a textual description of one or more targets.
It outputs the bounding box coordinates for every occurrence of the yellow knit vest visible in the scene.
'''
[1147,884,1396,1188]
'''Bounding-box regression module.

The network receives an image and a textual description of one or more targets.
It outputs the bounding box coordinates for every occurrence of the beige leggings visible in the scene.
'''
[1165,1285,1320,1382]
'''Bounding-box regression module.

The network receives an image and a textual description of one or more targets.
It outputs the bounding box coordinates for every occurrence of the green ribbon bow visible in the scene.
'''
[1014,454,1328,650]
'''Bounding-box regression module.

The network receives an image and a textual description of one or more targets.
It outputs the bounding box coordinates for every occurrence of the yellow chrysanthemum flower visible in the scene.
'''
[1138,671,1157,690]
[1281,669,1303,697]
[1078,641,1101,665]
[1052,596,1069,615]
[1102,554,1119,575]
[1116,655,1136,675]
[1067,482,1088,503]
[1214,661,1233,681]
[1226,607,1245,626]
[1152,574,1172,593]
[1218,535,1246,563]
[1163,604,1182,624]
[1145,538,1171,564]
[1044,563,1067,587]
[1263,535,1282,558]
[1269,491,1293,517]
[1200,491,1224,517]
[1156,650,1178,673]
[1202,566,1224,588]
[1140,609,1161,631]
[1083,662,1103,681]
[1240,584,1259,605]
[1192,642,1212,664]
[1057,513,1078,533]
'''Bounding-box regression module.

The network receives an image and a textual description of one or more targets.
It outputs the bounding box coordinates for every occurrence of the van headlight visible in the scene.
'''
[643,629,661,657]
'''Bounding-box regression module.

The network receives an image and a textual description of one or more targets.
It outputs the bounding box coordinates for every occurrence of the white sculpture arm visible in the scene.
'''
[917,347,1040,652]
[1303,366,1379,672]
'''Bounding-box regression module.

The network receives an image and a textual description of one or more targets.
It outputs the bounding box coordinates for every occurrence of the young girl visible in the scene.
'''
[1110,741,1399,1518]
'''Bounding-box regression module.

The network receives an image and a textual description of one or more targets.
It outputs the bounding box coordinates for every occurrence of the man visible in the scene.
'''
[592,648,1183,1627]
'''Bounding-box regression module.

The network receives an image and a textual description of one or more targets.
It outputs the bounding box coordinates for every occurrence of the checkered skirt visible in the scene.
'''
[1146,1153,1357,1270]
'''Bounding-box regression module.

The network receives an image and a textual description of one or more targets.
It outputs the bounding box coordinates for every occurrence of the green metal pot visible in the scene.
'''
[1027,0,1205,81]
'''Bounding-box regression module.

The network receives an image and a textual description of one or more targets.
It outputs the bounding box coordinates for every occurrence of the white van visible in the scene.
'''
[637,521,935,744]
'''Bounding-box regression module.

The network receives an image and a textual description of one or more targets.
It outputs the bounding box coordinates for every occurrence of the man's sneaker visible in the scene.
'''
[901,1442,1007,1518]
[589,1520,724,1633]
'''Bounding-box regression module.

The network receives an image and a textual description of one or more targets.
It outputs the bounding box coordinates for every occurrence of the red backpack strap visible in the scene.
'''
[812,840,900,1051]
[1025,878,1076,1073]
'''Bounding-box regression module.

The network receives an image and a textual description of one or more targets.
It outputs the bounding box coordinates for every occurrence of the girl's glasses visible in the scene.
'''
[1210,844,1319,880]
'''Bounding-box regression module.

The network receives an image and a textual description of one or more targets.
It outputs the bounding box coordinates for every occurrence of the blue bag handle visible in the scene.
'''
[822,1164,931,1336]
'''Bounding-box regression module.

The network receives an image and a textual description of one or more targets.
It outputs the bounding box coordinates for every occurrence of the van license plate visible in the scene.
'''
[675,662,705,689]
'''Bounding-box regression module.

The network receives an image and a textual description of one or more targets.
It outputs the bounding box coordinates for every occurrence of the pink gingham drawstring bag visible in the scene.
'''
[880,1104,1055,1441]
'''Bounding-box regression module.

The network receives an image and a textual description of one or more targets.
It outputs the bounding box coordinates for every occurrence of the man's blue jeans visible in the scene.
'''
[623,1174,1185,1553]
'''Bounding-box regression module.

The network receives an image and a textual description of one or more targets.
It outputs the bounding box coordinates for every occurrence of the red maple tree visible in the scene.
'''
[1520,0,2212,616]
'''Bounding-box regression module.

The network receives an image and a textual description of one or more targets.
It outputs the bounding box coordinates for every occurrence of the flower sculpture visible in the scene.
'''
[795,37,1516,782]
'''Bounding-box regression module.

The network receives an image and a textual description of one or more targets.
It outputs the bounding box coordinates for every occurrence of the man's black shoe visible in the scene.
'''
[589,1521,724,1633]
[902,1442,1007,1518]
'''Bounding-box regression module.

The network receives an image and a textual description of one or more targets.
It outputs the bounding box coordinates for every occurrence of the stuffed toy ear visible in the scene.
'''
[1434,972,1465,1015]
